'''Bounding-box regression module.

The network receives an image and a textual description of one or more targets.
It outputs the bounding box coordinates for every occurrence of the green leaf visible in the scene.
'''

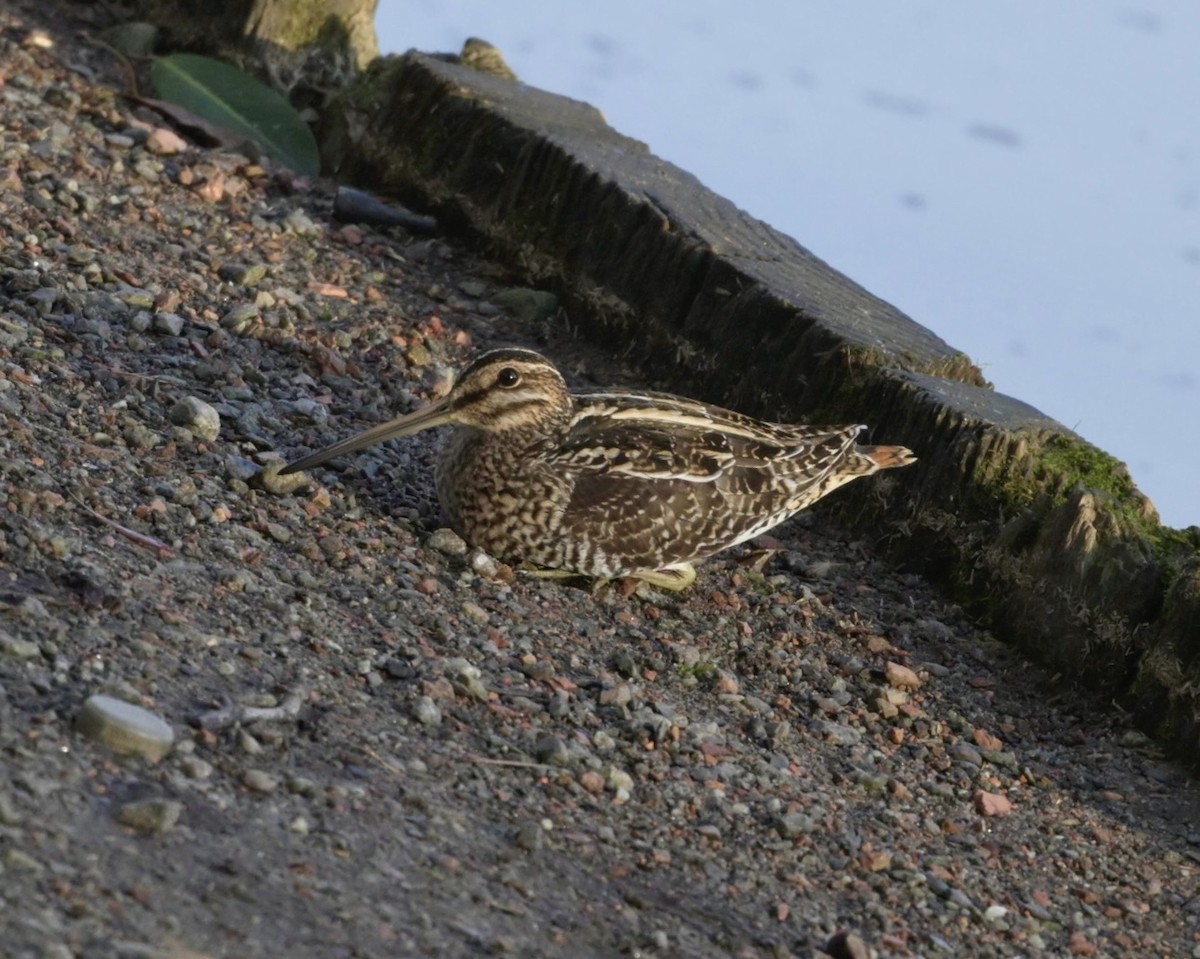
[150,53,319,176]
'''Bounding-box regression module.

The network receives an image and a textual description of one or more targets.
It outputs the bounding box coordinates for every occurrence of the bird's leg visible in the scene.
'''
[521,566,582,582]
[520,563,696,592]
[627,564,697,592]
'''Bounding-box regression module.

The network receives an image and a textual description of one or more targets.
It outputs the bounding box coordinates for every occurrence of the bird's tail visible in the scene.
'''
[859,445,917,470]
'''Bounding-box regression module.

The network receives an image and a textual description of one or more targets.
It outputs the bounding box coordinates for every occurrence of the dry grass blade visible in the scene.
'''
[71,494,174,556]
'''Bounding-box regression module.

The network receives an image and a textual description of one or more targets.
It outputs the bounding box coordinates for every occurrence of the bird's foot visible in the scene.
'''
[626,564,697,592]
[521,565,583,582]
[519,563,696,593]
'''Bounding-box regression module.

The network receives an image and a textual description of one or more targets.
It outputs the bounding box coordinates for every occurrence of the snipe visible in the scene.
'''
[281,349,916,589]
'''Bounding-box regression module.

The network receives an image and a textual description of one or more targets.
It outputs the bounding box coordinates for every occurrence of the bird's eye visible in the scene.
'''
[496,367,521,388]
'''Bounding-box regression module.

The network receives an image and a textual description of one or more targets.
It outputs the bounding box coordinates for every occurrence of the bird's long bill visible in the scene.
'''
[279,397,455,475]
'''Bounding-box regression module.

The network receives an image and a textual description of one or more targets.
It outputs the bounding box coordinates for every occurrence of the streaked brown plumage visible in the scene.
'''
[281,348,916,589]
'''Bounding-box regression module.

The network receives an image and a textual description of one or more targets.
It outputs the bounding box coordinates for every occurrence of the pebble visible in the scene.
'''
[444,658,489,700]
[0,630,40,659]
[947,743,983,767]
[606,767,634,801]
[515,821,544,852]
[179,757,214,780]
[598,684,632,707]
[467,548,501,578]
[0,792,23,826]
[885,660,922,689]
[983,904,1009,922]
[413,696,442,726]
[814,720,862,746]
[579,771,605,794]
[169,396,221,441]
[145,127,188,155]
[152,311,185,335]
[221,303,260,334]
[974,790,1014,817]
[6,848,45,873]
[532,734,570,766]
[824,931,870,959]
[242,769,279,793]
[75,695,175,762]
[776,812,816,838]
[218,262,269,286]
[116,798,183,834]
[255,461,311,495]
[427,527,468,556]
[287,776,319,796]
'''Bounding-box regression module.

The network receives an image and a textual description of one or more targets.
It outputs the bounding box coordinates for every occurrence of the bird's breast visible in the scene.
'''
[434,427,573,562]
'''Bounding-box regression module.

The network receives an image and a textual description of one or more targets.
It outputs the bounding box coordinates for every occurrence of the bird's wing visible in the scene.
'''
[552,399,863,484]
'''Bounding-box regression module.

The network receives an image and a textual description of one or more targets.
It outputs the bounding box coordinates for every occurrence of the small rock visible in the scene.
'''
[118,288,156,310]
[467,548,500,578]
[514,821,544,853]
[598,684,632,707]
[179,757,213,780]
[152,311,185,335]
[5,848,45,873]
[287,776,319,796]
[218,262,269,286]
[413,696,442,726]
[948,743,983,767]
[220,303,260,334]
[427,527,468,556]
[824,931,871,959]
[255,461,311,495]
[713,671,739,695]
[606,767,634,801]
[0,630,40,659]
[0,792,23,826]
[776,812,815,838]
[532,734,570,766]
[579,771,605,794]
[444,658,488,701]
[75,695,174,762]
[169,396,221,441]
[814,720,861,746]
[242,769,279,793]
[283,208,322,236]
[974,790,1014,817]
[145,127,189,156]
[610,649,638,679]
[122,422,159,451]
[282,398,329,425]
[885,661,921,689]
[117,798,183,834]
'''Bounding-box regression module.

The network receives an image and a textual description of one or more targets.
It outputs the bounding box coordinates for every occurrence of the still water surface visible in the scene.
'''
[377,2,1199,528]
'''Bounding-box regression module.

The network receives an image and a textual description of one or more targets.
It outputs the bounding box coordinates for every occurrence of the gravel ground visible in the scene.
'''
[3,5,1200,958]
